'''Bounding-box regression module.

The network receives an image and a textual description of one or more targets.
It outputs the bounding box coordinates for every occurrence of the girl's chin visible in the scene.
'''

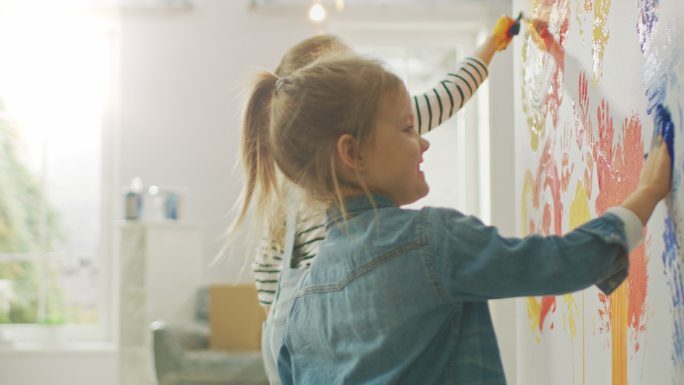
[405,185,430,205]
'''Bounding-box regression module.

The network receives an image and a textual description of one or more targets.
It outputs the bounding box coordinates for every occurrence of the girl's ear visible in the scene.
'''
[336,134,366,171]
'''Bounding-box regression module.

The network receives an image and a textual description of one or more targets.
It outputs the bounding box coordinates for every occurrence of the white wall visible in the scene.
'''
[117,0,320,284]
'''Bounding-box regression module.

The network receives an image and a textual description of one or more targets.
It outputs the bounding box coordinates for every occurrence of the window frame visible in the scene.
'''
[0,14,119,346]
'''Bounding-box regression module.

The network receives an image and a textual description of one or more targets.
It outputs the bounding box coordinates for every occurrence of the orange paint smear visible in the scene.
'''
[590,102,647,385]
[540,296,557,331]
[522,137,563,338]
[536,139,564,235]
[561,122,575,192]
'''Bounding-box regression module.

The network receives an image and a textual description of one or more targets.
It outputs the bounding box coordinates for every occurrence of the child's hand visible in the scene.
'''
[639,137,672,201]
[619,136,672,225]
[491,15,518,51]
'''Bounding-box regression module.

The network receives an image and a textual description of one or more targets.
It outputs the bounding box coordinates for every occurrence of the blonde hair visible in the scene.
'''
[274,34,350,77]
[234,55,403,245]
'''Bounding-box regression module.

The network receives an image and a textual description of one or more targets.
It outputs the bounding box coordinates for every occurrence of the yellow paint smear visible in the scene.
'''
[570,182,591,382]
[611,284,628,385]
[527,297,542,343]
[521,170,535,237]
[592,0,611,85]
[576,0,592,42]
[562,294,578,338]
[569,181,591,229]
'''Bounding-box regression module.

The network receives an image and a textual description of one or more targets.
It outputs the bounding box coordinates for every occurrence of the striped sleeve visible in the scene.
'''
[251,209,327,307]
[251,236,284,307]
[291,212,326,269]
[412,56,489,135]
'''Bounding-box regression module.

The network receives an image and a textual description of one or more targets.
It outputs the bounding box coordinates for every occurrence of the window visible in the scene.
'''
[0,7,116,343]
[328,22,490,217]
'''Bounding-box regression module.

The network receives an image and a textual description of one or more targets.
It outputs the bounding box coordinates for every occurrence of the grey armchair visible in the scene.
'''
[149,288,269,385]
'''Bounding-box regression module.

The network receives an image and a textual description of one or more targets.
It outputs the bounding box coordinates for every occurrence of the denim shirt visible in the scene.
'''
[278,194,629,385]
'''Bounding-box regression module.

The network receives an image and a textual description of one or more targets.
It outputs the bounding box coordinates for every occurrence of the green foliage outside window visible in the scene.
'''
[0,101,67,324]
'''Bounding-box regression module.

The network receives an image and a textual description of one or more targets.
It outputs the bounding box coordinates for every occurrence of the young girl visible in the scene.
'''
[239,53,671,384]
[252,30,504,310]
[246,19,517,384]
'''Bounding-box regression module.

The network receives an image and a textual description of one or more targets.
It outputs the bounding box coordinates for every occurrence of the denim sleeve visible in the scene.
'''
[423,208,629,302]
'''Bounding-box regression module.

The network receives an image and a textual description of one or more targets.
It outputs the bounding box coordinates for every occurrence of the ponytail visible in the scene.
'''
[231,71,284,242]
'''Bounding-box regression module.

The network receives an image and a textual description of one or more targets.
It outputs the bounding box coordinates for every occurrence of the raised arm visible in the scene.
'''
[412,15,516,135]
[411,56,488,135]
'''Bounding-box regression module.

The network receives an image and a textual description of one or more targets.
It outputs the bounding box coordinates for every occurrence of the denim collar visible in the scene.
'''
[325,193,396,228]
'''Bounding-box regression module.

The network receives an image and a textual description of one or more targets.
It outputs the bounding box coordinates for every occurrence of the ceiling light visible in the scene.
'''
[308,2,326,23]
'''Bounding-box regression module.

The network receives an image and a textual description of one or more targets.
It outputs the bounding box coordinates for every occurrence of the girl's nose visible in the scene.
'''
[420,137,430,152]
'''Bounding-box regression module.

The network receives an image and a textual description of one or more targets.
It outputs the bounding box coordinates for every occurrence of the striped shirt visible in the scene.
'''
[252,56,489,307]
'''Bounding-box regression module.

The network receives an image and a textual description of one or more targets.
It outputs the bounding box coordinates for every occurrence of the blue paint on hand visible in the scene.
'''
[654,103,675,168]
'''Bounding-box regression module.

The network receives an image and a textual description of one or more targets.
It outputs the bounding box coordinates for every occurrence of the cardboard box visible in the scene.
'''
[209,284,267,351]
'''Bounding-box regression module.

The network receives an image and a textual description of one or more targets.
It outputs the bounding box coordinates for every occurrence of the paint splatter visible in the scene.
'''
[522,137,564,339]
[520,138,563,237]
[562,294,579,338]
[526,296,542,342]
[637,0,660,54]
[569,181,591,230]
[589,103,647,384]
[564,182,590,342]
[537,139,563,235]
[595,106,644,216]
[653,103,676,168]
[575,0,592,43]
[573,72,592,151]
[662,215,684,365]
[540,296,557,331]
[642,19,683,192]
[573,72,595,198]
[597,291,611,333]
[521,0,570,151]
[591,0,611,85]
[561,122,575,192]
[521,170,536,236]
[622,117,649,346]
[640,12,684,370]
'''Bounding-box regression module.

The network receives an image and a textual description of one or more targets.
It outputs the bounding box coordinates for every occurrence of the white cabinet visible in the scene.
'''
[116,222,203,385]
